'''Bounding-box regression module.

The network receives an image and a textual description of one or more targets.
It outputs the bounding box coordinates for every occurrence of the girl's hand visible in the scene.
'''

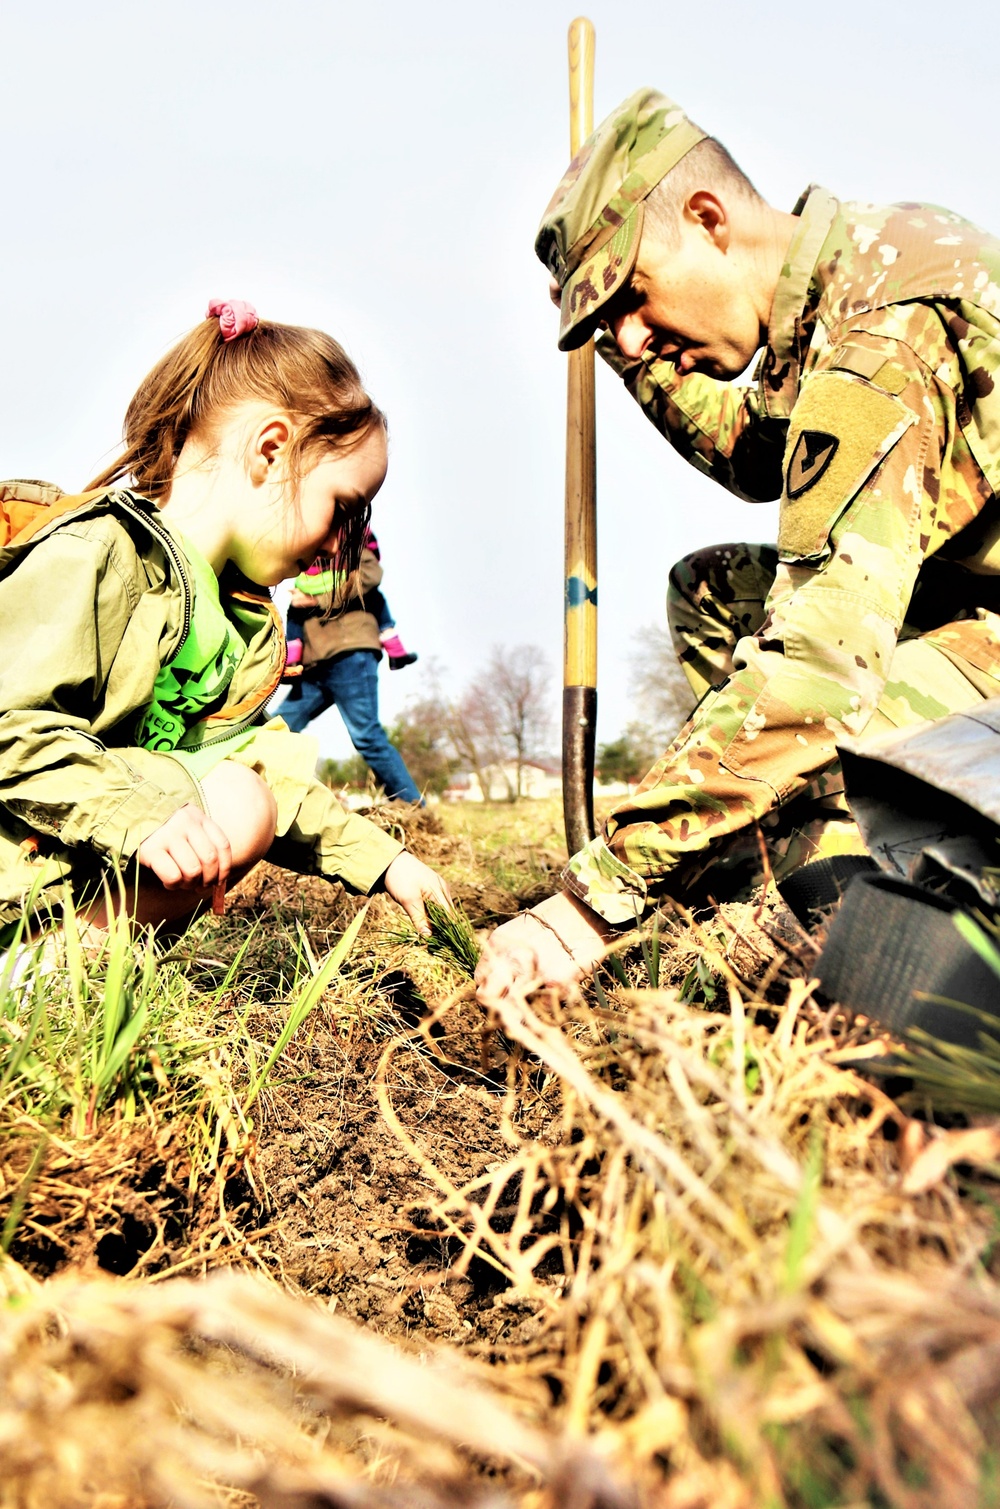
[475,893,610,1007]
[137,804,234,891]
[382,852,452,936]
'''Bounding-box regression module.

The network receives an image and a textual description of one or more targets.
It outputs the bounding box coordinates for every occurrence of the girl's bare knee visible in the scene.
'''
[201,762,278,866]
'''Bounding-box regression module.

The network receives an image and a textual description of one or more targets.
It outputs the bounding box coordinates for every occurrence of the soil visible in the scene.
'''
[246,1006,553,1349]
[230,809,570,1349]
[2,801,797,1366]
[1,806,574,1359]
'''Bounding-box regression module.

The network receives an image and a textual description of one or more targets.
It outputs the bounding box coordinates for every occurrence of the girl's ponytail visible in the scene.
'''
[88,319,222,500]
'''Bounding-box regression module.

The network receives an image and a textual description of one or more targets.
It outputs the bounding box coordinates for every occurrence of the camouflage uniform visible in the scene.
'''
[537,97,1000,925]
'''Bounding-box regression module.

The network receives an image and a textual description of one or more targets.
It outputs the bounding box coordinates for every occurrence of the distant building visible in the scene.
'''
[442,761,636,803]
[443,760,562,802]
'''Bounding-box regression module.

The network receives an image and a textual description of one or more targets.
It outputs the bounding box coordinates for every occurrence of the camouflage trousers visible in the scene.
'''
[665,542,1000,890]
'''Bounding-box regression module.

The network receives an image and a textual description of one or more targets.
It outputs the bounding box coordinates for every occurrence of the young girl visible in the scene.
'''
[284,529,418,677]
[0,299,450,941]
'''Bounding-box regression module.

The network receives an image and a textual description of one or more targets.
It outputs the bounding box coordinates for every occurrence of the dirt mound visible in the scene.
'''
[3,797,1000,1506]
[0,1121,205,1280]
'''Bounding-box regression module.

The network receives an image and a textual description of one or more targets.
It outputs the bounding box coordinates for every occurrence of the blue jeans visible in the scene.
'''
[280,650,422,804]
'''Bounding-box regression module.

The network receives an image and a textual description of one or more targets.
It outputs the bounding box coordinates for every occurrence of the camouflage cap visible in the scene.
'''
[535,88,706,352]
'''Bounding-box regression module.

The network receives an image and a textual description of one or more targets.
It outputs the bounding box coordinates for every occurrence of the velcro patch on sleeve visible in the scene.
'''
[829,343,910,394]
[778,373,915,560]
[829,343,888,381]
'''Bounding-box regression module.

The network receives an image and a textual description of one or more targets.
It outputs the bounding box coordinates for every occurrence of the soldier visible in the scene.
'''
[475,86,1000,1004]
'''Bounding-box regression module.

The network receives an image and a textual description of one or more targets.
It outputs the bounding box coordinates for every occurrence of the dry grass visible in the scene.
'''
[0,1263,634,1508]
[1,801,999,1507]
[377,966,1000,1507]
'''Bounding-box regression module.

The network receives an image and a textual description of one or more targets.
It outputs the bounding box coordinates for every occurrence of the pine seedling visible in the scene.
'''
[421,898,481,978]
[955,910,1000,977]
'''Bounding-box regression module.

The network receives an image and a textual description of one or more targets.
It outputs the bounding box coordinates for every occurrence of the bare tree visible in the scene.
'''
[629,622,697,748]
[439,644,554,801]
[484,644,553,799]
[444,683,507,801]
[388,695,458,797]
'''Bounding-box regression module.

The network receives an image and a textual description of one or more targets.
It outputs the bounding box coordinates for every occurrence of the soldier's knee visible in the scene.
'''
[668,541,777,623]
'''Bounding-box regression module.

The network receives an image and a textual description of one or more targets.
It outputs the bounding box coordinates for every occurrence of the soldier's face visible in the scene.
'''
[602,195,763,379]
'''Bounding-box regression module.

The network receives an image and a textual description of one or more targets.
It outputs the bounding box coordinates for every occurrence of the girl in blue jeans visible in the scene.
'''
[284,531,417,671]
[279,539,422,804]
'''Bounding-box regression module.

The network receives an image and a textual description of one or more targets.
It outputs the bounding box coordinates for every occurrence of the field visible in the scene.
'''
[2,795,1000,1509]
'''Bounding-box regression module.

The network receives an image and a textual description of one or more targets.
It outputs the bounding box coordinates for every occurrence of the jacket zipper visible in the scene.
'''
[115,492,285,741]
[113,490,194,654]
[182,713,267,752]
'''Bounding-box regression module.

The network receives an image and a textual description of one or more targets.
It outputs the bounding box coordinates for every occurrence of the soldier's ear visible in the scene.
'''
[685,191,729,252]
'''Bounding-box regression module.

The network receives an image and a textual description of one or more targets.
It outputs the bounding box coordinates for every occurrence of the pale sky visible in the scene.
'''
[6,0,1000,762]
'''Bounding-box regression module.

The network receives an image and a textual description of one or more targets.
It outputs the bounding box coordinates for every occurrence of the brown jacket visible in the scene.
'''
[300,549,384,666]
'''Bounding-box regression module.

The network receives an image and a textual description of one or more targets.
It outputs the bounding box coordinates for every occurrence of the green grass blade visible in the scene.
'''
[638,930,654,989]
[0,916,30,1001]
[649,913,661,991]
[783,1124,824,1292]
[295,920,320,977]
[242,903,369,1116]
[606,954,629,989]
[0,982,47,1095]
[954,911,1000,978]
[96,997,150,1099]
[1,1136,48,1255]
[60,887,89,1013]
[98,909,133,1077]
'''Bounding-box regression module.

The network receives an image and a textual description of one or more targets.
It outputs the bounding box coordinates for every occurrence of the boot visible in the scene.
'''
[380,631,418,671]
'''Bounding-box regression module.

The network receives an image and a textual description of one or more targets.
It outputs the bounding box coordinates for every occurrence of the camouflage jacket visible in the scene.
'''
[566,186,1000,923]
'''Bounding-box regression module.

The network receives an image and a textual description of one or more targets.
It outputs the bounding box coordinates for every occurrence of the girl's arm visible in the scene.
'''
[0,526,199,859]
[265,777,450,933]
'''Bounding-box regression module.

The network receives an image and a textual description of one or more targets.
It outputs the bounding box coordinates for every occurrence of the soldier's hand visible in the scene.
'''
[383,852,453,937]
[475,893,610,1007]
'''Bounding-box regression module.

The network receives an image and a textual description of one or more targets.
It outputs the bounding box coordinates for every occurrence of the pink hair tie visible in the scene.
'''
[206,297,259,342]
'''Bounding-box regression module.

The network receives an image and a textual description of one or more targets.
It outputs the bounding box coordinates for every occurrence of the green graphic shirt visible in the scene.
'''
[135,529,245,753]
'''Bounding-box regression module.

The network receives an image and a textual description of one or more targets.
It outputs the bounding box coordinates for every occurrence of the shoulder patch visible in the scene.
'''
[786,431,839,498]
[778,372,916,560]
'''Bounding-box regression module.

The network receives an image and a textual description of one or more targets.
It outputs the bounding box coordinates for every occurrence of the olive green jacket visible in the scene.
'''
[0,488,402,924]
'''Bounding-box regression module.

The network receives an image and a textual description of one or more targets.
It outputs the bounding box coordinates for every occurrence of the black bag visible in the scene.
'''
[780,700,1000,1045]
